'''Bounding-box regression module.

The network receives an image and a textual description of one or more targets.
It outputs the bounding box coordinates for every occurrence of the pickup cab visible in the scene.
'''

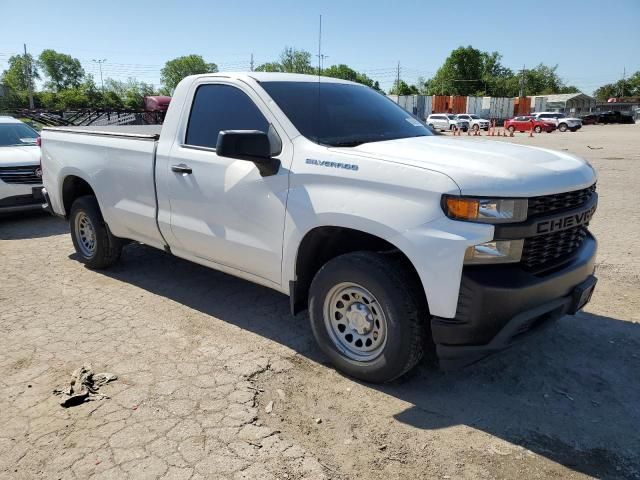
[41,72,598,383]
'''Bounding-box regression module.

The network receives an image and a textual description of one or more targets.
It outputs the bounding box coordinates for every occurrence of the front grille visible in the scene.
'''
[527,184,596,217]
[0,165,42,185]
[521,225,589,270]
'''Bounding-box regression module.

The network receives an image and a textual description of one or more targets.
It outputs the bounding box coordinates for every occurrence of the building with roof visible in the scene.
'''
[529,93,596,115]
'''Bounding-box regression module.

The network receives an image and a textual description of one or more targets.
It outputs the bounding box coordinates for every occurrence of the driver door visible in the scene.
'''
[163,82,289,284]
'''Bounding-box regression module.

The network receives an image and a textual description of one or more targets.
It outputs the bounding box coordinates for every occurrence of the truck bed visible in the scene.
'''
[43,125,162,140]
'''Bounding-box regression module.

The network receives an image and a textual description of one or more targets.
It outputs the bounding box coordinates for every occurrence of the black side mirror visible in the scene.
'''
[216,130,280,177]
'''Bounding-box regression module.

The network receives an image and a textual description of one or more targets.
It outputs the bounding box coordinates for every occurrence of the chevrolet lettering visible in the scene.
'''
[537,203,597,234]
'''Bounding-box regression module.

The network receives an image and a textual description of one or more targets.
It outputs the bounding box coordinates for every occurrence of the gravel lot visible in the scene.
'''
[1,123,639,479]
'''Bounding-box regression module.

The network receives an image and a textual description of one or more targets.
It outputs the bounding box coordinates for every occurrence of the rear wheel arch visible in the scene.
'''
[62,175,96,218]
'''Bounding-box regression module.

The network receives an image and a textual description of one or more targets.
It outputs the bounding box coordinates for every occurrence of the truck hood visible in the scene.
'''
[345,136,596,197]
[0,145,41,166]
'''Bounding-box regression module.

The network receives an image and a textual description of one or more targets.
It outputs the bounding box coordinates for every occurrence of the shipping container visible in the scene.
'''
[432,95,449,113]
[387,95,432,121]
[530,96,547,113]
[466,96,483,115]
[514,97,530,115]
[449,96,467,114]
[482,97,514,121]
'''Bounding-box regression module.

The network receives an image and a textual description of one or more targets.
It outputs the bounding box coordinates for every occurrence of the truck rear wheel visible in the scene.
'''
[308,252,427,383]
[69,195,123,269]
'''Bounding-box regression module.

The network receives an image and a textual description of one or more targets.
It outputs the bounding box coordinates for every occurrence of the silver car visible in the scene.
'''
[427,114,469,132]
[456,113,490,132]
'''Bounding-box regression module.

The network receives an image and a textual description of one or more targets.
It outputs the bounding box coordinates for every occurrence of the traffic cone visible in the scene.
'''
[529,128,534,138]
[509,129,514,137]
[467,129,471,136]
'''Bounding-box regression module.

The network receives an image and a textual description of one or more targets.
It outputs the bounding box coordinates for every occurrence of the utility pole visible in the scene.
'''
[92,59,107,91]
[250,53,254,72]
[396,61,401,102]
[518,64,526,98]
[620,66,626,98]
[23,44,34,110]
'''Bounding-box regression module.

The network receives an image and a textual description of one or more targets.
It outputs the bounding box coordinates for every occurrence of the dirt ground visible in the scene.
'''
[1,123,639,479]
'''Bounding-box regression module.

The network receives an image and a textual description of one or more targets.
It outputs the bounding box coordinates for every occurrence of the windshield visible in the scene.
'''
[469,114,479,119]
[260,81,432,147]
[0,123,39,147]
[447,115,456,120]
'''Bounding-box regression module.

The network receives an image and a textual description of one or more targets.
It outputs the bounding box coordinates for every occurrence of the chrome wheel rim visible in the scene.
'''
[74,212,96,257]
[323,282,388,362]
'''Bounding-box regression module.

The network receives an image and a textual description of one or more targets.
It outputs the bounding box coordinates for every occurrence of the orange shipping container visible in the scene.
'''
[450,96,467,114]
[514,97,530,116]
[432,95,449,113]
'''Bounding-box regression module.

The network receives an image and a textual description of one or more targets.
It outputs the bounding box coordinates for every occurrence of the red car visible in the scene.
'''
[504,116,556,133]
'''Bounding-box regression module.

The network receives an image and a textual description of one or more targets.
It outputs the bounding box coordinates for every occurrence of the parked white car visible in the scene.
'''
[0,117,44,214]
[41,72,598,382]
[455,113,490,132]
[532,112,582,132]
[427,114,469,132]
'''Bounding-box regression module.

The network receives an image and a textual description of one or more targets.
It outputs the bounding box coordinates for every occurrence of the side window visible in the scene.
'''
[185,84,269,148]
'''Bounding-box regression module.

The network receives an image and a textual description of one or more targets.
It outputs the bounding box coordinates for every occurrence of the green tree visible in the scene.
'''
[280,47,314,74]
[255,47,315,74]
[389,79,419,95]
[322,64,380,90]
[426,46,489,96]
[1,53,39,93]
[38,49,85,92]
[593,71,640,100]
[160,55,217,93]
[254,62,282,72]
[104,78,155,109]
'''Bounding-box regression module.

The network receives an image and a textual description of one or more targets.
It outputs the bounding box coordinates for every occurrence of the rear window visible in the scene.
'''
[185,84,269,148]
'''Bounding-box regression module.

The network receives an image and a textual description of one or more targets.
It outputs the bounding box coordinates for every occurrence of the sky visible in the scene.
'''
[1,0,639,95]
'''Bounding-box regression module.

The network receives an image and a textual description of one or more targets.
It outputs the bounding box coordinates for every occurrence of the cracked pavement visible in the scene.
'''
[0,214,326,480]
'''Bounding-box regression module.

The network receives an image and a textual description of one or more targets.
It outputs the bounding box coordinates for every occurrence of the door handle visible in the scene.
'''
[171,164,192,174]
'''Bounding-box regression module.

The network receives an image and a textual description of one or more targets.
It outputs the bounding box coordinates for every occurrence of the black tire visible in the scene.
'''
[558,123,568,132]
[69,195,123,269]
[534,125,542,133]
[570,128,578,132]
[473,124,480,131]
[508,126,516,133]
[308,251,427,383]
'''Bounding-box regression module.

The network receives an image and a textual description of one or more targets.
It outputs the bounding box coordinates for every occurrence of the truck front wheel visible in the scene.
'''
[308,252,427,383]
[69,195,123,269]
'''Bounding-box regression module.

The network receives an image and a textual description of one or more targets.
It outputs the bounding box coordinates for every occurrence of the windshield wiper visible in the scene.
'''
[331,140,368,147]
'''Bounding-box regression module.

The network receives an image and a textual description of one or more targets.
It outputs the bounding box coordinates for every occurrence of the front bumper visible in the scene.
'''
[432,234,597,369]
[0,186,45,214]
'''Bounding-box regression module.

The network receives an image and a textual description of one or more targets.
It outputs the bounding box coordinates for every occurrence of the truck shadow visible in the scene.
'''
[0,212,68,239]
[94,242,640,480]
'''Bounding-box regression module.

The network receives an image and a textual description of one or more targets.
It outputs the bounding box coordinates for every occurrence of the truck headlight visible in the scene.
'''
[464,240,524,264]
[442,196,528,223]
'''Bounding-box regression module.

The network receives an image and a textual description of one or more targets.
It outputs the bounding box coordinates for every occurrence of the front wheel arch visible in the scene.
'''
[291,226,428,318]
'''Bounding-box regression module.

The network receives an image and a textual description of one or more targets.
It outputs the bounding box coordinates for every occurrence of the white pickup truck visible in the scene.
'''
[41,72,598,383]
